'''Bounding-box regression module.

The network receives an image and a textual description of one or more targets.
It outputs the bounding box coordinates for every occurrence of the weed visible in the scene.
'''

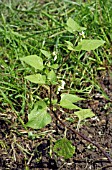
[20,18,112,161]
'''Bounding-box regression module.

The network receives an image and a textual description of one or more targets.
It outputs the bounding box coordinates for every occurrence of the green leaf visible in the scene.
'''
[75,39,105,51]
[60,93,84,110]
[25,74,46,84]
[20,55,43,70]
[75,109,95,121]
[47,70,57,85]
[65,41,75,51]
[74,44,82,51]
[48,64,59,69]
[60,99,81,110]
[66,17,86,33]
[26,100,51,129]
[53,137,75,159]
[40,49,51,58]
[61,93,85,103]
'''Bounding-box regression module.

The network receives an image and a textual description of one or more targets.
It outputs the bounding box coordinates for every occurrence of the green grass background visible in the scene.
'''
[0,0,112,119]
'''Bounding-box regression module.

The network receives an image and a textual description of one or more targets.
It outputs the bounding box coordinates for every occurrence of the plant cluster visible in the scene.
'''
[20,18,112,161]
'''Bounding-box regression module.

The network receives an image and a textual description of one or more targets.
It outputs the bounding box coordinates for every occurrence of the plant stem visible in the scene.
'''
[49,84,59,134]
[49,84,52,108]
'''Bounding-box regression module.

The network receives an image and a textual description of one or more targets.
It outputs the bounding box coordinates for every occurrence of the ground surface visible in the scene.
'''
[0,68,112,169]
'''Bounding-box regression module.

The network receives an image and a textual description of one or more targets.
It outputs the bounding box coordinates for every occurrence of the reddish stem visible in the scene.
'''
[51,109,112,163]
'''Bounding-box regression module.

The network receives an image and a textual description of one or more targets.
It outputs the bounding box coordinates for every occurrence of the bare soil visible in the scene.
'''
[0,69,112,170]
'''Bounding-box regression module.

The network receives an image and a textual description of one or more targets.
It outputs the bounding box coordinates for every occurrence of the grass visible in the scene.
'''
[0,0,112,115]
[0,0,112,166]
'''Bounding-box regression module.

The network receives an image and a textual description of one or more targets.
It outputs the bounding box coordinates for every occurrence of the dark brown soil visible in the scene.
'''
[0,69,112,170]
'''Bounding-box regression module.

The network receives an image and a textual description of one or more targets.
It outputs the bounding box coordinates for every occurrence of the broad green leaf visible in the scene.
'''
[47,70,57,85]
[75,39,105,51]
[60,99,81,110]
[40,49,51,58]
[60,93,84,110]
[25,74,46,84]
[26,109,51,129]
[65,41,74,47]
[65,41,75,51]
[36,100,47,109]
[75,109,95,121]
[53,137,75,159]
[28,100,47,120]
[48,64,59,69]
[66,17,86,33]
[20,55,43,70]
[26,100,51,129]
[61,93,85,103]
[74,44,82,51]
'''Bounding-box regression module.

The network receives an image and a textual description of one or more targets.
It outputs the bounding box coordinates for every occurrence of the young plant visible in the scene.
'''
[20,18,112,162]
